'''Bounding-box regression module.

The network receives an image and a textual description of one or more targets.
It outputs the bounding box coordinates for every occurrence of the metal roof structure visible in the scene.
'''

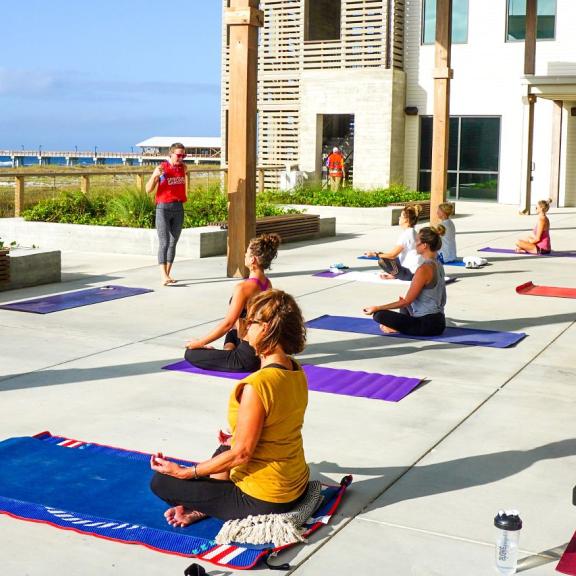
[136,137,221,148]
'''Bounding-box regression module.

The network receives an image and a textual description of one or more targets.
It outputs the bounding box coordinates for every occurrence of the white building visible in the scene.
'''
[221,0,576,206]
[406,0,576,206]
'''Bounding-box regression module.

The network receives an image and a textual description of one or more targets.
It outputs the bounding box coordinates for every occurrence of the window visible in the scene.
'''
[305,0,341,42]
[422,0,469,45]
[418,116,501,201]
[507,0,556,41]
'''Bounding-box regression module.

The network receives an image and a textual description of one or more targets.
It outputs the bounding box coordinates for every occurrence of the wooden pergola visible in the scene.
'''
[224,0,263,278]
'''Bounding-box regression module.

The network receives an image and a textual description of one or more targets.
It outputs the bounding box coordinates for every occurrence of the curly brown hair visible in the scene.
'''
[248,233,281,270]
[246,289,306,356]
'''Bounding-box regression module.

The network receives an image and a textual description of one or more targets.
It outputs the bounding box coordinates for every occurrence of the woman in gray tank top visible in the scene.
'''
[363,227,446,336]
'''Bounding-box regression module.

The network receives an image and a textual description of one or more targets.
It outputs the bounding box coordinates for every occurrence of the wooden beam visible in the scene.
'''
[225,0,262,278]
[524,0,537,75]
[549,100,562,207]
[80,175,90,195]
[14,176,25,217]
[521,0,537,213]
[430,0,452,226]
[520,93,536,214]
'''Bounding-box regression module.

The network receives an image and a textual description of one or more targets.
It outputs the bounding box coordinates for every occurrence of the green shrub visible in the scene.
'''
[107,189,155,228]
[22,185,300,228]
[260,184,429,207]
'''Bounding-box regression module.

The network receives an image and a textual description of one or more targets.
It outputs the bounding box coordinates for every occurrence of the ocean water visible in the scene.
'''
[0,155,126,167]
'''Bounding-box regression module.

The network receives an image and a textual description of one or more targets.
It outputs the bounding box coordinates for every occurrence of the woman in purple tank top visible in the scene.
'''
[184,234,280,372]
[515,199,552,254]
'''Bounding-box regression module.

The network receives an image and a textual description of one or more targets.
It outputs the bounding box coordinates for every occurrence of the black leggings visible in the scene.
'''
[378,257,413,281]
[373,309,446,336]
[184,337,260,373]
[150,446,304,520]
[156,202,184,264]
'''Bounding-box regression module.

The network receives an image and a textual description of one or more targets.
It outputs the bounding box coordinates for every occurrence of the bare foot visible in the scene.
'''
[379,324,398,334]
[515,247,527,254]
[164,506,207,527]
[379,273,395,280]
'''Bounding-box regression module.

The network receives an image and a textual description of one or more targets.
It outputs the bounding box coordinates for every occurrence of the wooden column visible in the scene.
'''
[225,0,263,278]
[524,0,537,75]
[80,175,90,195]
[14,176,25,217]
[258,168,264,194]
[520,0,537,214]
[430,0,453,226]
[549,100,562,207]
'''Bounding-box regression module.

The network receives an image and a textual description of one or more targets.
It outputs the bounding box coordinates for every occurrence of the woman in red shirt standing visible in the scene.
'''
[146,142,188,285]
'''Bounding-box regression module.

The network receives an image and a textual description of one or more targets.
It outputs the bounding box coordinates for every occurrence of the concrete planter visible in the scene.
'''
[0,248,10,285]
[0,248,61,292]
[0,217,336,259]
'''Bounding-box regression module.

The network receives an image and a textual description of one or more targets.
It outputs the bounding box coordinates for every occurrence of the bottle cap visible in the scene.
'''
[494,510,522,531]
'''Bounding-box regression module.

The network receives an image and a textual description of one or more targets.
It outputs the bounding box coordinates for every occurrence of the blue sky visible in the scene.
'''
[0,1,222,151]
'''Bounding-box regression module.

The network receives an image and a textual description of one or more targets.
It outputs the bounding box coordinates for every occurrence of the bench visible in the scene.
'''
[387,200,431,222]
[255,213,320,242]
[0,249,10,285]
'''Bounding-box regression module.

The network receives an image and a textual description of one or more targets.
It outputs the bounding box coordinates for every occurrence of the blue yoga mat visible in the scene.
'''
[442,259,466,267]
[0,285,153,314]
[0,433,347,569]
[306,315,526,348]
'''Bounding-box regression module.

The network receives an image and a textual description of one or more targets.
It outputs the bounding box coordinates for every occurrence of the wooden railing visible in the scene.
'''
[0,165,282,216]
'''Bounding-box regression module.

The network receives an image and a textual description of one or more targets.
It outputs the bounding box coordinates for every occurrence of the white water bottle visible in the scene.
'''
[494,510,522,575]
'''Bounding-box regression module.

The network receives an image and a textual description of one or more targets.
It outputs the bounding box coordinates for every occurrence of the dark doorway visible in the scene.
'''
[322,114,354,186]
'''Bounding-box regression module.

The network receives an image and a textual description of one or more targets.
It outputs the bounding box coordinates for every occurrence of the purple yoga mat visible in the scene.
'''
[479,247,576,258]
[0,285,153,314]
[306,315,526,348]
[163,360,422,402]
[313,270,351,278]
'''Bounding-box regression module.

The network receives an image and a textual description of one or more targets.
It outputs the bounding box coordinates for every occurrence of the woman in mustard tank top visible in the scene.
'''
[150,289,310,525]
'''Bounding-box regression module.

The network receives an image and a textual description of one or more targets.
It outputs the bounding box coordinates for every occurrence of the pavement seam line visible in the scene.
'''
[357,517,494,547]
[356,517,561,558]
[294,320,574,573]
[356,318,575,511]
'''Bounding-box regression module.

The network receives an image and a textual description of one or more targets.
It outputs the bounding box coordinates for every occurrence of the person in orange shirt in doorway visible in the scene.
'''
[326,147,345,191]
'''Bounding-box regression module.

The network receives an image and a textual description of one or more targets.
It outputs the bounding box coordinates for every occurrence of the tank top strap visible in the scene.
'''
[247,276,271,291]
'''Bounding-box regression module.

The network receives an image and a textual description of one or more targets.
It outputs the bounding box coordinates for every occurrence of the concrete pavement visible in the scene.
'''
[0,202,575,575]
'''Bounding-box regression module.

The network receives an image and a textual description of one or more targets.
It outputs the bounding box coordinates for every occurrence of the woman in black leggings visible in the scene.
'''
[145,142,188,286]
[363,227,446,336]
[184,234,280,372]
